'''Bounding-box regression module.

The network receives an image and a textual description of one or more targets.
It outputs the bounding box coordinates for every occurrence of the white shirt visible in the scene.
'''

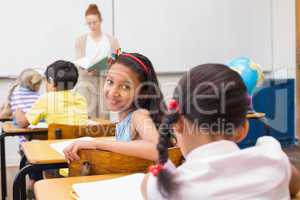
[147,136,291,200]
[76,33,112,69]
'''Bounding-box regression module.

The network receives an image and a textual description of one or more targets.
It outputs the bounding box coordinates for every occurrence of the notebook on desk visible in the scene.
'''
[27,120,100,129]
[28,122,48,129]
[50,137,94,156]
[71,173,145,200]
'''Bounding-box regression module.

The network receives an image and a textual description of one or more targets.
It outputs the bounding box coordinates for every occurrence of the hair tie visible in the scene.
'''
[111,48,122,61]
[148,164,164,176]
[122,53,149,74]
[168,99,179,112]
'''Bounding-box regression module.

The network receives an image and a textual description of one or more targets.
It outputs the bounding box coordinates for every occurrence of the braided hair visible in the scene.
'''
[155,64,248,199]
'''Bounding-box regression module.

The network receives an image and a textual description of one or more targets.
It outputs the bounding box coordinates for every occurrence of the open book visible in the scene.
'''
[28,122,48,129]
[50,136,115,156]
[50,137,94,156]
[27,120,99,129]
[71,173,145,200]
[75,57,108,73]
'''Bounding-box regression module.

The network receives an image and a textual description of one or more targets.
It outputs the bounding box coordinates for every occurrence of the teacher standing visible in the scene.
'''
[75,4,119,119]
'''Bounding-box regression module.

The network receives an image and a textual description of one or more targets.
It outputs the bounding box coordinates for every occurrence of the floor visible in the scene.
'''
[0,166,19,200]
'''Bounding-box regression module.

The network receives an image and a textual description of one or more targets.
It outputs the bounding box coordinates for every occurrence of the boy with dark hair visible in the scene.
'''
[16,60,88,128]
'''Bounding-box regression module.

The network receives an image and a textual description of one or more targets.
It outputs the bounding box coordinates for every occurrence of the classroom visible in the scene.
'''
[0,0,299,199]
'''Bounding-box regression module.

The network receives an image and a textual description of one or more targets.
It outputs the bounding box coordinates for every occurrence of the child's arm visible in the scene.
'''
[290,163,300,197]
[131,109,159,144]
[64,109,159,162]
[15,109,30,128]
[64,137,158,162]
[17,96,46,128]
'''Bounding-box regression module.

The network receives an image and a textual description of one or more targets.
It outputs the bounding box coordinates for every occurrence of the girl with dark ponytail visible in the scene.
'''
[64,51,167,162]
[143,64,300,199]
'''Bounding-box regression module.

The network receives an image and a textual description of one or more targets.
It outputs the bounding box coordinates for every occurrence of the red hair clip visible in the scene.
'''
[148,164,164,176]
[168,99,179,112]
[111,48,122,61]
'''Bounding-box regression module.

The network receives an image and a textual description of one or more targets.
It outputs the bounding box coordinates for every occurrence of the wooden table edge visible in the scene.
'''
[34,173,130,200]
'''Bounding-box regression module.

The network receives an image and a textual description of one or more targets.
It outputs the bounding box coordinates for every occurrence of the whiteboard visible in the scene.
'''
[0,0,113,77]
[114,0,273,72]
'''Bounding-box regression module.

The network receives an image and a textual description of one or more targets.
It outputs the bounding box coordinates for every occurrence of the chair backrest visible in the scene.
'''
[69,147,183,177]
[48,121,116,140]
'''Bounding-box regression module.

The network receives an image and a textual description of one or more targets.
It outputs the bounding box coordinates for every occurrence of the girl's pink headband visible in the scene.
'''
[111,48,149,74]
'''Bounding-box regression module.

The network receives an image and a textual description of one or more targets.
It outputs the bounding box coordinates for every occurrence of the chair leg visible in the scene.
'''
[13,163,68,200]
[19,154,27,170]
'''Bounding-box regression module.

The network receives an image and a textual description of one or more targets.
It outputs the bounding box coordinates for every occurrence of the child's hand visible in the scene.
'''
[63,140,96,162]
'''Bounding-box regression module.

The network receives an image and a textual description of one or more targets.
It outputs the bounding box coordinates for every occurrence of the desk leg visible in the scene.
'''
[0,134,7,199]
[13,163,68,200]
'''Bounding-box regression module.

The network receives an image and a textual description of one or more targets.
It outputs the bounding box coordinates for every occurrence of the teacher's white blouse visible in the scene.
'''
[147,136,291,200]
[76,33,111,69]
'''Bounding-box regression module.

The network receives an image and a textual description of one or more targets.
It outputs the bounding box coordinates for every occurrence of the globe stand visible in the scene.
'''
[246,95,256,114]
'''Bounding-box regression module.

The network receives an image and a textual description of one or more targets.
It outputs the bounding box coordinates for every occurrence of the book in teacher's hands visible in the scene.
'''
[75,57,109,73]
[87,57,109,72]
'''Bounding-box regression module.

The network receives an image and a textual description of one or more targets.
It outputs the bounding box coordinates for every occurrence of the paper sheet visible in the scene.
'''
[28,122,48,129]
[75,57,90,69]
[28,120,99,130]
[50,137,94,156]
[72,173,145,200]
[87,120,99,125]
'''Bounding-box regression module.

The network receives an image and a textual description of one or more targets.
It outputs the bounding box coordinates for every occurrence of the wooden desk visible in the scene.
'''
[1,122,48,200]
[0,117,12,123]
[34,174,128,200]
[33,174,300,200]
[3,119,113,200]
[22,140,67,164]
[14,137,113,200]
[246,112,266,119]
[2,122,48,134]
[14,139,71,200]
[21,137,114,164]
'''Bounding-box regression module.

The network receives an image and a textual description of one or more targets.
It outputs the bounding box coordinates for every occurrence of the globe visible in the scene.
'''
[227,57,264,96]
[227,57,265,112]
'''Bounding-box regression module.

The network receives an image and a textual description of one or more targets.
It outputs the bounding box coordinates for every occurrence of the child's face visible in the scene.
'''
[32,82,42,92]
[104,63,141,112]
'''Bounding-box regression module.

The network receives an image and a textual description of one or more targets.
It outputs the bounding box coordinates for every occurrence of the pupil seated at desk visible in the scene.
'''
[14,60,89,197]
[142,64,300,200]
[0,69,42,143]
[63,52,166,162]
[15,60,88,128]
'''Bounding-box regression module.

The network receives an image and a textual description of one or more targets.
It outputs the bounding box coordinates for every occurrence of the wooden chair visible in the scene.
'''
[47,122,116,140]
[69,147,183,176]
[44,121,116,178]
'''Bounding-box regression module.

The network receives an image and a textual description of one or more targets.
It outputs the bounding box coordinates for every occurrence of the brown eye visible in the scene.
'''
[106,79,113,85]
[121,84,131,90]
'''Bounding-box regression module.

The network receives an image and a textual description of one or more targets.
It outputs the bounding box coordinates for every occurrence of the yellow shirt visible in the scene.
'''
[26,90,88,126]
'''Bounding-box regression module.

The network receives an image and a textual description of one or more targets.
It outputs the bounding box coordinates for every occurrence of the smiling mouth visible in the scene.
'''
[107,99,121,106]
